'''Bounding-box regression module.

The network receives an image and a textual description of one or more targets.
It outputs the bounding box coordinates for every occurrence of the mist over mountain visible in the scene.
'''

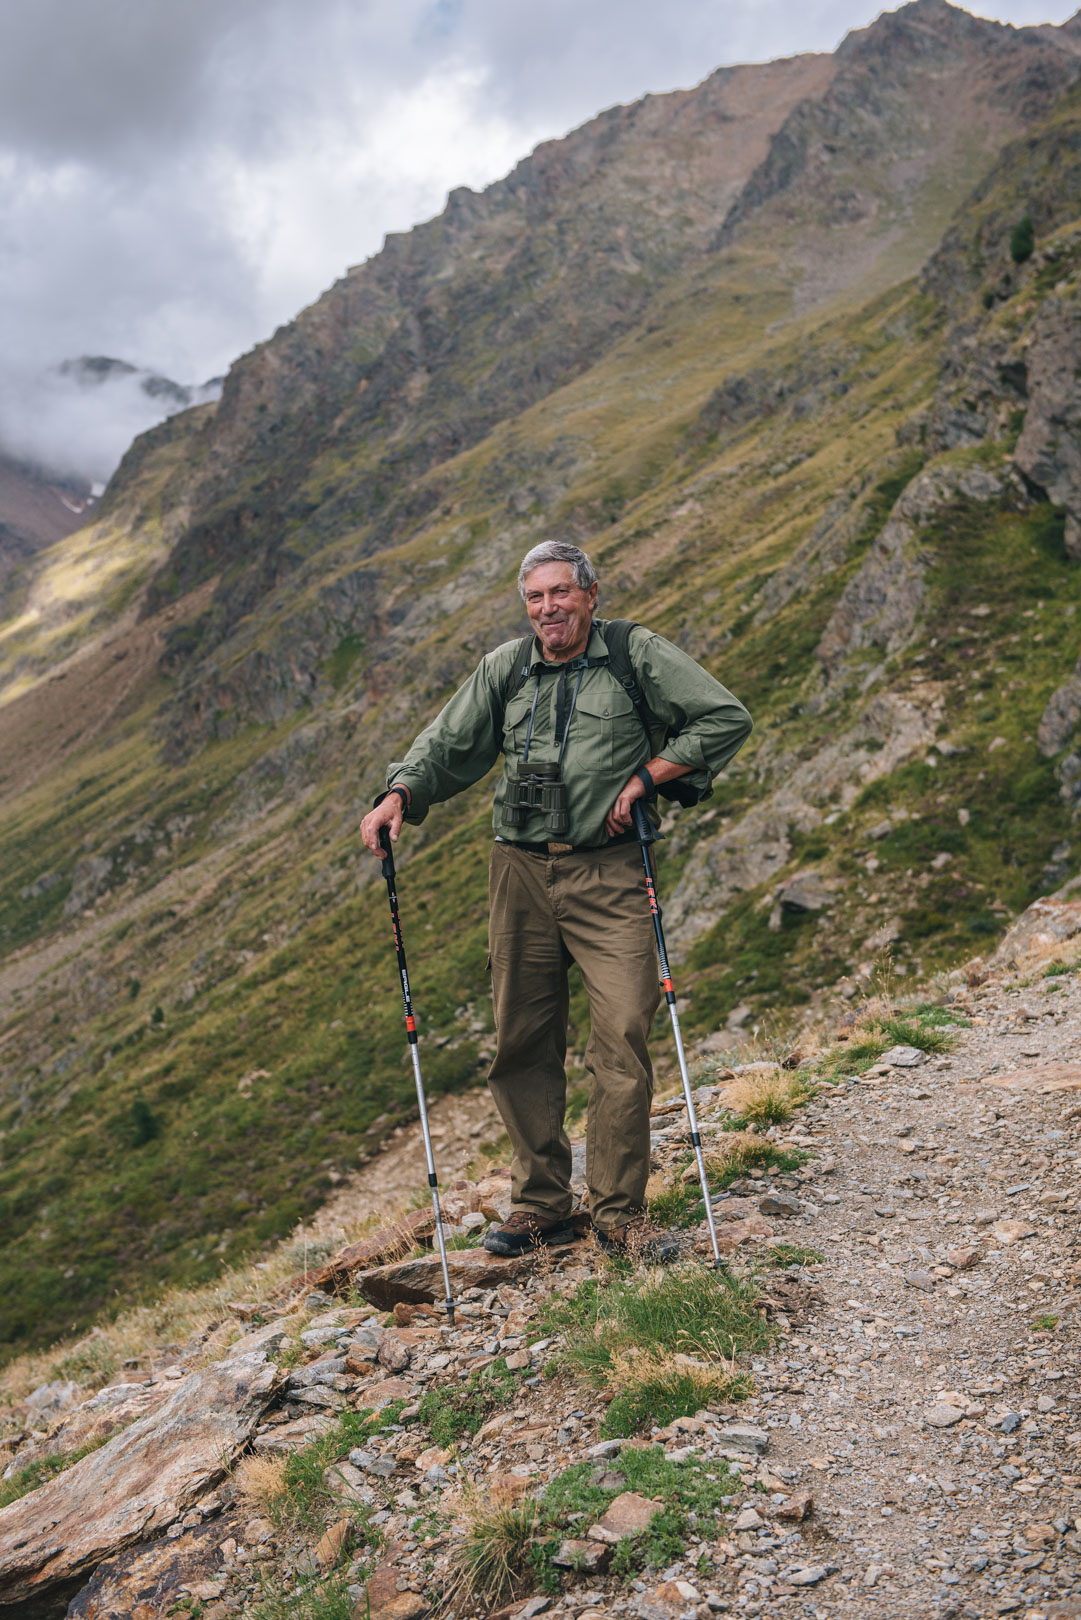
[0,356,223,493]
[2,0,1081,1379]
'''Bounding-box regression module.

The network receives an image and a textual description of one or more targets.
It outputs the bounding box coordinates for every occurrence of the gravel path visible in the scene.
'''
[714,967,1081,1618]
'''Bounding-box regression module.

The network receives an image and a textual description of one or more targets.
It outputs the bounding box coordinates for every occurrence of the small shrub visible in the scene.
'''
[1010,215,1035,264]
[127,1097,161,1146]
[1031,1314,1059,1332]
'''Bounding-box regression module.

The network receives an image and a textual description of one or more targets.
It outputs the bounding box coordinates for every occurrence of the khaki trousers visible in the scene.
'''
[487,841,660,1234]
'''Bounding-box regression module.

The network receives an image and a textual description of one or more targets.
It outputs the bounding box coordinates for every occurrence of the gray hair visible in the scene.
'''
[517,541,598,599]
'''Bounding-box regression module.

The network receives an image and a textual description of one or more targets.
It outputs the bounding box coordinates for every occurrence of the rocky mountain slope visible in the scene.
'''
[2,0,1081,1369]
[0,455,96,582]
[1,896,1080,1620]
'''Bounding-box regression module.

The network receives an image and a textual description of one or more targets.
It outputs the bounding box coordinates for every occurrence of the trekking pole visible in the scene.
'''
[378,828,456,1322]
[632,801,724,1270]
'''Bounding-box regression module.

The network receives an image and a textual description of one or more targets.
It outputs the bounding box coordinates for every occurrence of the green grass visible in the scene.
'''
[451,1445,739,1608]
[843,1014,956,1064]
[449,1498,541,1611]
[0,1432,111,1509]
[541,1262,774,1390]
[250,1571,359,1620]
[648,1140,809,1229]
[763,1244,824,1268]
[265,1406,400,1532]
[417,1357,521,1450]
[710,1140,809,1185]
[602,1363,752,1439]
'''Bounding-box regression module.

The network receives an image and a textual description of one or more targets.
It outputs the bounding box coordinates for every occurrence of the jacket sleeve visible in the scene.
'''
[631,627,752,788]
[385,646,515,822]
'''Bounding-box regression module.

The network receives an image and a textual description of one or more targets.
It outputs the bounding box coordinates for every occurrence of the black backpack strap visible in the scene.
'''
[498,636,536,716]
[605,618,703,807]
[603,619,654,741]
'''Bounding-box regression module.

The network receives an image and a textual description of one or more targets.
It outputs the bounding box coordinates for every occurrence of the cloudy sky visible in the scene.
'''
[1,0,1077,481]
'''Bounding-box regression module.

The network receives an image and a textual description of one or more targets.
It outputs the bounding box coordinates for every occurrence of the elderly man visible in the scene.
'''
[361,541,751,1259]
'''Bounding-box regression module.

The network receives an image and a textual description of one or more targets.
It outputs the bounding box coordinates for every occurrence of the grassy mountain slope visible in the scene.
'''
[2,1,1080,1362]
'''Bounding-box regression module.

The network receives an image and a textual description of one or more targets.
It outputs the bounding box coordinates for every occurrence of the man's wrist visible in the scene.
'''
[375,784,410,812]
[634,765,657,799]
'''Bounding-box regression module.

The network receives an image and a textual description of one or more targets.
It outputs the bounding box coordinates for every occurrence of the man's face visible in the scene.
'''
[522,561,598,662]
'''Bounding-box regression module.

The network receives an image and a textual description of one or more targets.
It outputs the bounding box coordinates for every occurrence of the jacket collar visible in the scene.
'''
[525,618,610,673]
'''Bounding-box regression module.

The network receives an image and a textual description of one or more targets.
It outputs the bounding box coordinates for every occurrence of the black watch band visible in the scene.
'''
[374,785,410,812]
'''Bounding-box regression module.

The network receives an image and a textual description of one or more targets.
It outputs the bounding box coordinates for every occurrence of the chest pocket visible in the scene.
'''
[501,689,537,761]
[572,683,639,772]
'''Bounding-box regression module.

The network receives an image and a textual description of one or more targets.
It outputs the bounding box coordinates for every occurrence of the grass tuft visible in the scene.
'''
[541,1259,773,1429]
[763,1244,824,1268]
[602,1349,751,1438]
[446,1496,541,1611]
[722,1069,813,1127]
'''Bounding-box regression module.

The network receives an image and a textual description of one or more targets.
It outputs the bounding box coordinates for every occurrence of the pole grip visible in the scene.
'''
[378,825,395,880]
[632,799,658,845]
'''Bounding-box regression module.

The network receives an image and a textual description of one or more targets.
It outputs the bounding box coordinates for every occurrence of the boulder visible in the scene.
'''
[991,876,1081,967]
[294,1210,437,1294]
[354,1248,532,1310]
[0,1352,282,1607]
[4,1382,171,1476]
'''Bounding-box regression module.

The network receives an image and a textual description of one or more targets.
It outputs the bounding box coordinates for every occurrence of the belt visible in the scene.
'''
[496,831,639,856]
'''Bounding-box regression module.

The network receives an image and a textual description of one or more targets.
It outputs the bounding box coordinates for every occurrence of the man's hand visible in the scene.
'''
[605,772,647,837]
[361,787,409,855]
[605,758,694,837]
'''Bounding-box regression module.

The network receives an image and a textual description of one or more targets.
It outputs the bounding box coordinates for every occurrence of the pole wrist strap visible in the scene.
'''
[635,766,657,799]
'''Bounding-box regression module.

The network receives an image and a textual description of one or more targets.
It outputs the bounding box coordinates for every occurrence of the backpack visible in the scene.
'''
[500,619,705,807]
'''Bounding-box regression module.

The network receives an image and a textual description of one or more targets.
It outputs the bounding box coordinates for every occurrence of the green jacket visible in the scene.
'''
[387,618,752,848]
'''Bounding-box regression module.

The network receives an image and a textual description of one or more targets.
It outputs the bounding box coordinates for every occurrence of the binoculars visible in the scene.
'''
[501,760,569,835]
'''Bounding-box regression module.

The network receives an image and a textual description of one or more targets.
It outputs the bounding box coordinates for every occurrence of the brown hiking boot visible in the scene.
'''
[483,1210,576,1257]
[596,1217,682,1264]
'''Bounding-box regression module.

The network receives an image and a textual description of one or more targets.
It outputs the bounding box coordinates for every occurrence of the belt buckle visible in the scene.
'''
[546,841,574,855]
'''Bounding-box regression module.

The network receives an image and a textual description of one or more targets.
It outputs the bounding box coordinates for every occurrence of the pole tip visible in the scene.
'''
[445,1301,456,1324]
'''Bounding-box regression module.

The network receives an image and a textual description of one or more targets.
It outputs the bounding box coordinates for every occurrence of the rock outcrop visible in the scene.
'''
[665,691,939,954]
[0,1352,282,1607]
[1039,653,1081,813]
[816,462,1005,683]
[1014,294,1081,559]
